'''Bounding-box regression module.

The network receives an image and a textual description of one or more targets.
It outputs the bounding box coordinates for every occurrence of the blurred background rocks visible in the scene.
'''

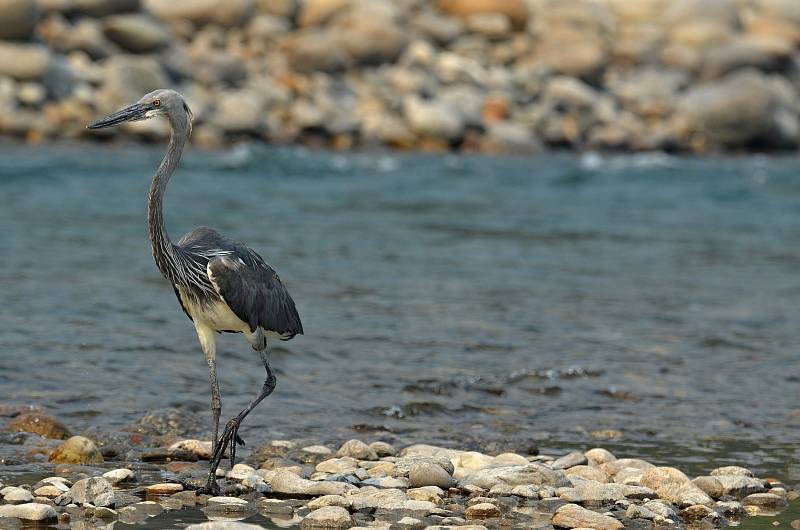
[0,0,798,153]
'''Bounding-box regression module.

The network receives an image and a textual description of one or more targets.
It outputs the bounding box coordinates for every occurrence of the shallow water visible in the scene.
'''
[0,145,798,489]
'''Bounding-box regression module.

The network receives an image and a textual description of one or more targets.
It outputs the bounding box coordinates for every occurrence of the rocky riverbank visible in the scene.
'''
[0,0,799,153]
[0,409,798,529]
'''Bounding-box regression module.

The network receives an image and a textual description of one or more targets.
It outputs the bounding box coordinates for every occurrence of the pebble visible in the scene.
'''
[102,468,136,485]
[408,486,445,504]
[4,412,71,439]
[464,502,500,518]
[585,448,617,465]
[408,462,455,488]
[265,470,357,497]
[300,506,354,528]
[307,495,350,510]
[553,503,623,530]
[369,442,396,457]
[742,493,787,510]
[145,483,184,495]
[336,439,378,461]
[169,439,213,460]
[552,451,588,470]
[712,474,768,496]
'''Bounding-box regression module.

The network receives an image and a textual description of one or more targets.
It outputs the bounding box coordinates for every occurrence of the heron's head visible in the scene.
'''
[87,89,193,133]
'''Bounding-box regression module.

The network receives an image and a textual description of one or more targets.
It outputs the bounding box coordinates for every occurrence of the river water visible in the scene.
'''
[0,145,798,494]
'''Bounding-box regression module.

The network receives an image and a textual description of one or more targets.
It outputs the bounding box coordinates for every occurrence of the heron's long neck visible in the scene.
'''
[148,126,187,283]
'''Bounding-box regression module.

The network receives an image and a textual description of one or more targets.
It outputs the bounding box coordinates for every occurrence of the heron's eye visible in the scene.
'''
[153,99,161,107]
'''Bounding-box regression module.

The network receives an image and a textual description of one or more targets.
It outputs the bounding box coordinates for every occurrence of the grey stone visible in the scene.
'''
[264,470,357,497]
[103,14,170,53]
[144,0,255,27]
[640,467,712,508]
[552,451,588,470]
[552,503,623,529]
[713,475,768,497]
[408,462,455,489]
[300,505,354,528]
[0,503,57,522]
[101,55,168,108]
[460,463,569,490]
[102,468,136,485]
[403,96,465,140]
[69,477,115,507]
[186,523,270,530]
[710,466,753,477]
[369,441,396,457]
[742,492,787,510]
[2,487,33,504]
[0,43,52,81]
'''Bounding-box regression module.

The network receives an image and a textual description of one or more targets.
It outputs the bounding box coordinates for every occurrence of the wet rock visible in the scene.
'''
[0,503,57,522]
[460,463,569,489]
[439,0,528,30]
[258,498,293,515]
[557,480,652,506]
[143,0,255,27]
[0,43,53,81]
[602,459,654,478]
[68,477,115,507]
[102,468,136,485]
[169,439,212,460]
[625,504,659,520]
[640,467,712,508]
[692,476,724,499]
[681,504,720,523]
[552,452,588,470]
[34,483,69,498]
[5,412,71,440]
[409,462,455,489]
[465,502,500,518]
[2,487,33,504]
[227,463,257,481]
[186,523,270,530]
[347,487,407,510]
[0,0,39,41]
[361,476,409,489]
[103,14,170,53]
[265,470,357,497]
[145,483,184,495]
[301,505,354,528]
[336,439,378,461]
[713,474,768,496]
[204,496,253,516]
[49,436,103,464]
[742,492,787,510]
[715,500,744,517]
[307,495,349,510]
[552,503,623,530]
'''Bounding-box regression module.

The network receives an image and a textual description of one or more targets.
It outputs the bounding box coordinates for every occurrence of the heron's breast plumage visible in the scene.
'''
[176,285,249,333]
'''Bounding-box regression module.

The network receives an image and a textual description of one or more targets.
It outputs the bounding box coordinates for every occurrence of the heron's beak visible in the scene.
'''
[87,103,149,129]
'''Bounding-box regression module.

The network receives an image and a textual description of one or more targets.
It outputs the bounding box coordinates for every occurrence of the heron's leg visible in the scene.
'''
[207,344,276,479]
[196,325,221,453]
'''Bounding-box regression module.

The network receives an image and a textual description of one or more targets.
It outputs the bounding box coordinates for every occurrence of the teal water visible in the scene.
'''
[0,145,798,494]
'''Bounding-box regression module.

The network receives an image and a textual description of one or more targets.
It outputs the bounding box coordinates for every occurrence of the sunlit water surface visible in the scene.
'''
[0,145,798,528]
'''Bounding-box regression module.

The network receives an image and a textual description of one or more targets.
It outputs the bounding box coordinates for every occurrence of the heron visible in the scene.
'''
[88,89,303,494]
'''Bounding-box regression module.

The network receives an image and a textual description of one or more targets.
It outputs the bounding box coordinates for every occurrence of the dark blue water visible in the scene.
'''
[0,145,798,485]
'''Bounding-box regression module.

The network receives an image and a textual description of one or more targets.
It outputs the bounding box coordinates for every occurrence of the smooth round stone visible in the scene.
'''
[369,442,396,457]
[69,477,115,508]
[48,436,103,464]
[103,468,136,485]
[408,462,455,489]
[300,506,354,529]
[146,483,184,495]
[34,485,67,498]
[207,496,249,507]
[2,487,33,504]
[336,439,378,461]
[0,503,57,522]
[465,502,500,518]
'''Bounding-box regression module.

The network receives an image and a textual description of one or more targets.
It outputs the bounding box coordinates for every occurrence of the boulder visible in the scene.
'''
[144,0,255,27]
[49,435,103,464]
[5,412,71,439]
[103,14,170,53]
[0,0,39,40]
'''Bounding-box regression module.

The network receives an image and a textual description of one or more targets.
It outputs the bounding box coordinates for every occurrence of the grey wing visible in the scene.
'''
[207,249,303,340]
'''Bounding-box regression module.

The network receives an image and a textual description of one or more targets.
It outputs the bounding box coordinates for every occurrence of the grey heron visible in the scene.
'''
[88,89,303,494]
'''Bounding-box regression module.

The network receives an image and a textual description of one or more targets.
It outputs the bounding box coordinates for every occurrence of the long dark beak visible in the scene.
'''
[87,103,148,129]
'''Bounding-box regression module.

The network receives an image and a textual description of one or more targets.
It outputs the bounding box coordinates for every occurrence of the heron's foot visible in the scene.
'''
[213,417,245,469]
[196,476,220,497]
